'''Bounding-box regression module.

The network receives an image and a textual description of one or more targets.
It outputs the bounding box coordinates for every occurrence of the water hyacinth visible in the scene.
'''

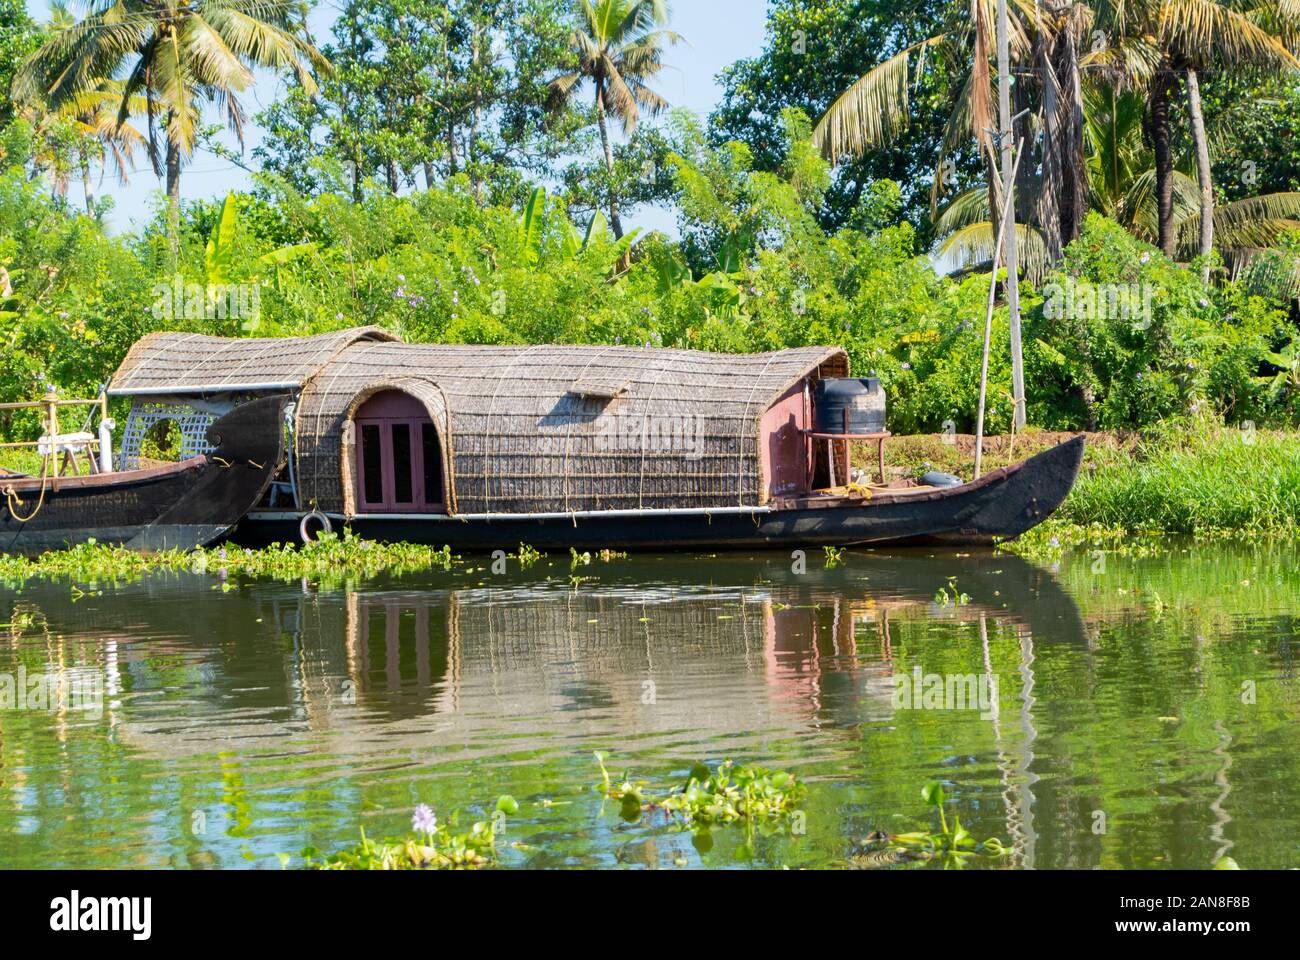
[594,753,805,830]
[300,799,510,870]
[0,532,456,585]
[411,804,437,834]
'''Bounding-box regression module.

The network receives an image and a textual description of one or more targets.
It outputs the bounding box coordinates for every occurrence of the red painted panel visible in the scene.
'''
[761,381,811,498]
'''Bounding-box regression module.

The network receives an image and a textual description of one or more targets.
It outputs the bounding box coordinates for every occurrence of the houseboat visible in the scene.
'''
[95,326,1085,552]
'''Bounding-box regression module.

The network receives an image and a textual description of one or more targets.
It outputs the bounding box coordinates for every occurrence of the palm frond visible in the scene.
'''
[932,220,1052,284]
[934,187,991,235]
[1178,192,1300,253]
[812,35,947,162]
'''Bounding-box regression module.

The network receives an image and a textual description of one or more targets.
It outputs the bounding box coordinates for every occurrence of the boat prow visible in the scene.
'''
[884,433,1085,545]
[1,395,289,556]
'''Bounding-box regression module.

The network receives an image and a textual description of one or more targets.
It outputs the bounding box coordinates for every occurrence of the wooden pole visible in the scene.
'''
[43,392,58,479]
[975,142,1025,480]
[997,0,1026,429]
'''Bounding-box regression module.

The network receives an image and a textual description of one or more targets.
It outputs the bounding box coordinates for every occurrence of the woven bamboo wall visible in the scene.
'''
[296,341,848,515]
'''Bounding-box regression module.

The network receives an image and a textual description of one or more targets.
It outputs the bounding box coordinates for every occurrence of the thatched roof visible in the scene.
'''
[109,329,849,515]
[108,327,397,395]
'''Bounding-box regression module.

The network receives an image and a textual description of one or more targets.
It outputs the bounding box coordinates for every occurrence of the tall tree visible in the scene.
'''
[256,0,575,205]
[546,0,682,238]
[710,0,954,232]
[0,0,39,127]
[1089,0,1300,261]
[14,0,328,214]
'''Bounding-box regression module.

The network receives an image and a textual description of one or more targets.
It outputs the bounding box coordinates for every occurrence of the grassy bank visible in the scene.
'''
[874,420,1300,539]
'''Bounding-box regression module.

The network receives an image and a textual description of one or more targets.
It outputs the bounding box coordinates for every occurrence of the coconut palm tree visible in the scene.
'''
[1087,0,1300,264]
[546,0,683,238]
[9,4,147,215]
[25,80,150,215]
[14,0,329,211]
[812,0,1043,239]
[931,80,1300,277]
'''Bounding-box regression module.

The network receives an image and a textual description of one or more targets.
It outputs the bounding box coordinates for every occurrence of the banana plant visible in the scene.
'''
[521,187,641,267]
[203,193,318,325]
[1260,336,1300,403]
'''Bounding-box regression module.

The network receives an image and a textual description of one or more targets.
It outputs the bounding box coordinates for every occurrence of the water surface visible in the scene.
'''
[1,544,1297,869]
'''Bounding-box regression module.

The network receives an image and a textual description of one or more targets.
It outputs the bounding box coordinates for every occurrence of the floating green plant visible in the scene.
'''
[933,577,970,606]
[854,781,1009,868]
[300,802,501,870]
[516,543,544,568]
[823,545,846,568]
[594,752,805,829]
[0,531,455,584]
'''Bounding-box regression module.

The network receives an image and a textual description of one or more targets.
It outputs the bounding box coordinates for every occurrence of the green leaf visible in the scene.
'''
[582,211,610,249]
[495,794,519,815]
[521,187,546,264]
[205,192,240,286]
[921,781,944,807]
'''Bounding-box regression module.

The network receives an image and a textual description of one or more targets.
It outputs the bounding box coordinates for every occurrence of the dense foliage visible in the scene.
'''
[1,105,1297,438]
[2,0,1299,446]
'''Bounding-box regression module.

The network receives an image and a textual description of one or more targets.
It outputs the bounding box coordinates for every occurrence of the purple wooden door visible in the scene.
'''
[354,391,444,513]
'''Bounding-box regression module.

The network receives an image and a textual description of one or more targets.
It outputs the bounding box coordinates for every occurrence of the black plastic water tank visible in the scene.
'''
[815,377,887,434]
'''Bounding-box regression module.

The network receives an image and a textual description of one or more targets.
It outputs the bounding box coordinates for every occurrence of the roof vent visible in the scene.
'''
[568,376,629,400]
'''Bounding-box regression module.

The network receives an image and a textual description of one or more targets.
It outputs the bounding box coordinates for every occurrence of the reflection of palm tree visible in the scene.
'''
[546,0,682,238]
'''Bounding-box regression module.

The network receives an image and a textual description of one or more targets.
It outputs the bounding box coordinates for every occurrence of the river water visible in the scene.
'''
[1,543,1297,869]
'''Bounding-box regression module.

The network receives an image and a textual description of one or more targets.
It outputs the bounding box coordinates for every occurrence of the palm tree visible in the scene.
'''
[9,3,146,215]
[547,0,682,238]
[931,80,1300,276]
[1088,0,1300,264]
[812,0,1038,240]
[26,80,150,215]
[14,0,329,212]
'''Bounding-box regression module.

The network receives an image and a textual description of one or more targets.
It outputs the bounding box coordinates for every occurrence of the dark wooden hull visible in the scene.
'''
[1,396,288,555]
[236,435,1085,551]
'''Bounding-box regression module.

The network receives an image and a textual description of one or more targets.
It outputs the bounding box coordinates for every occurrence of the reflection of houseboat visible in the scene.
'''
[18,549,1079,760]
[104,327,1084,550]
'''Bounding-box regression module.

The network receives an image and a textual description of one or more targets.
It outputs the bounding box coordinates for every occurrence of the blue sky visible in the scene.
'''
[25,0,770,234]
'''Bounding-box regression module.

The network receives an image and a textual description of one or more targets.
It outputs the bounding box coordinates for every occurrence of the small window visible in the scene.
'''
[361,424,384,506]
[421,423,442,506]
[391,423,413,503]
